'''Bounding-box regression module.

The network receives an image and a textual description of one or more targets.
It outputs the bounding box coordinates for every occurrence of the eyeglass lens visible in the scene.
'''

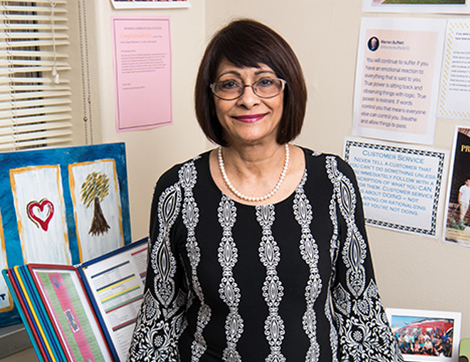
[211,78,285,100]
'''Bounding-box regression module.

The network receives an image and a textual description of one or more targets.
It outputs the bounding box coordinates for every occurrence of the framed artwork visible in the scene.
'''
[386,308,461,362]
[363,0,469,14]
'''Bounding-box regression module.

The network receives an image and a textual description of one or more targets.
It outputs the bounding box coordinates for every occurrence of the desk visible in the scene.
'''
[0,324,32,359]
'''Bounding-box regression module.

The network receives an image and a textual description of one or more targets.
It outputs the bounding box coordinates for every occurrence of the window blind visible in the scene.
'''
[0,0,73,151]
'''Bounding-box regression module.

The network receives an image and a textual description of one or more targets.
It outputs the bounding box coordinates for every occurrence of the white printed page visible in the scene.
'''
[81,240,148,361]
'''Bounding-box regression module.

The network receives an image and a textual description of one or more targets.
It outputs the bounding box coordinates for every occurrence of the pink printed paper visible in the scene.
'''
[112,17,172,132]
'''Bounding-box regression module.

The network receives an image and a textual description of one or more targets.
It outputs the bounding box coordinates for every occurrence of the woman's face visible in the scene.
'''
[213,59,284,147]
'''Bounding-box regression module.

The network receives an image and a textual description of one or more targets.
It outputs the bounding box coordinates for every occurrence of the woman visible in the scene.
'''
[128,19,403,362]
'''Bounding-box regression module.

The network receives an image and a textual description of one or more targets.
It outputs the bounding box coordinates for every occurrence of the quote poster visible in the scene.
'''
[353,17,446,145]
[438,18,470,120]
[112,17,172,132]
[443,127,470,247]
[344,138,447,237]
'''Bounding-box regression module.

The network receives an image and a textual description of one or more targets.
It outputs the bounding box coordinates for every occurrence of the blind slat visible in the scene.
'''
[4,0,66,4]
[0,51,68,58]
[0,105,72,119]
[0,137,72,151]
[0,91,71,101]
[0,97,72,111]
[0,77,70,84]
[0,14,68,22]
[1,6,67,13]
[0,33,69,40]
[0,60,70,67]
[0,120,72,136]
[0,24,68,32]
[0,113,71,127]
[0,131,72,149]
[0,85,71,93]
[0,128,72,141]
[0,62,70,71]
[0,40,69,48]
[0,129,72,143]
[0,66,71,76]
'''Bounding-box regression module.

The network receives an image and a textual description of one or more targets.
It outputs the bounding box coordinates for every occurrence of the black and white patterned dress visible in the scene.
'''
[127,147,403,362]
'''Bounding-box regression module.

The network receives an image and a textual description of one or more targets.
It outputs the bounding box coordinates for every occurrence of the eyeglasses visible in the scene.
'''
[210,77,287,101]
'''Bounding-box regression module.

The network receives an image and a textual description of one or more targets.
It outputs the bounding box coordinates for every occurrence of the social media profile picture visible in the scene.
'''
[368,36,379,52]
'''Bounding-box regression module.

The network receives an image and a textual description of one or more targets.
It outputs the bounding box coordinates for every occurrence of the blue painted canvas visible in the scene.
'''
[0,143,131,327]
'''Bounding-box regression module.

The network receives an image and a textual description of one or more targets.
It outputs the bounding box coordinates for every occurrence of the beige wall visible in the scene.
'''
[205,0,470,338]
[74,0,209,239]
[69,0,469,339]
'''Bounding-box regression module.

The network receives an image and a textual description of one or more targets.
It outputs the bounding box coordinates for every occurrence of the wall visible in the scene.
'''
[79,0,209,240]
[22,0,466,345]
[84,0,470,337]
[205,0,470,338]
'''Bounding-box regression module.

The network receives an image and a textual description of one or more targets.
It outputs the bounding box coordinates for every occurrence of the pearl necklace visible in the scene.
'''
[218,144,290,202]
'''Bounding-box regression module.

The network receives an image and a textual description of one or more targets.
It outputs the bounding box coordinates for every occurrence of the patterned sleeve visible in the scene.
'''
[326,156,403,362]
[127,173,189,362]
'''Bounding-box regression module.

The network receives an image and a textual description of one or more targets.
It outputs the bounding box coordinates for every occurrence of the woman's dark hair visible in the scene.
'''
[195,19,307,146]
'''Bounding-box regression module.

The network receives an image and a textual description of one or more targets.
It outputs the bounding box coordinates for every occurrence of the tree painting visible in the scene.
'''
[80,171,110,236]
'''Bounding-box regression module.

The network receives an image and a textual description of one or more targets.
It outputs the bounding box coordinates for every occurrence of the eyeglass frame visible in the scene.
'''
[209,77,287,101]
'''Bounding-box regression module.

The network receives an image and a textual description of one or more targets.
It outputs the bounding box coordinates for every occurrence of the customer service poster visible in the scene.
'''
[344,138,447,237]
[352,17,446,145]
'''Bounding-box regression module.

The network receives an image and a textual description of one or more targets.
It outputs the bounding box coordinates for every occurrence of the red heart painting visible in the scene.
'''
[27,199,55,232]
